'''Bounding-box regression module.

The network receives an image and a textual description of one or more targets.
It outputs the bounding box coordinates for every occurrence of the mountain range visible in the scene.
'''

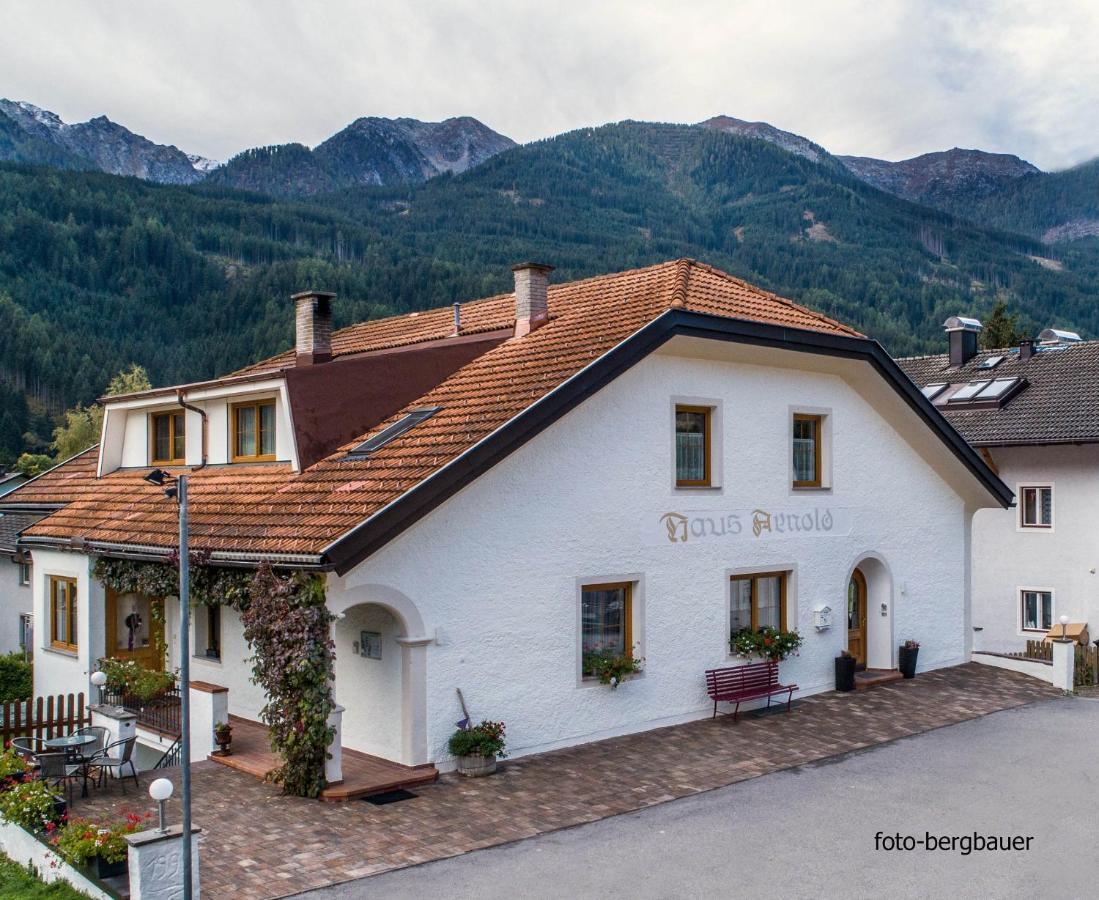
[2,99,1099,467]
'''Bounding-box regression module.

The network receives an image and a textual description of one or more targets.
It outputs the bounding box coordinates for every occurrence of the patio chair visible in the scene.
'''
[35,751,81,806]
[90,737,139,794]
[10,735,45,760]
[74,726,110,758]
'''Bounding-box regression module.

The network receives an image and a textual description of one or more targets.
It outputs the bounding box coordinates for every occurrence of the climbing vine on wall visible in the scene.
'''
[92,554,254,610]
[240,564,335,799]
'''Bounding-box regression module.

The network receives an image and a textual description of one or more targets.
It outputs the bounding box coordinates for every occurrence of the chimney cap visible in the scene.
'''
[943,316,982,333]
[511,261,555,274]
[291,289,337,301]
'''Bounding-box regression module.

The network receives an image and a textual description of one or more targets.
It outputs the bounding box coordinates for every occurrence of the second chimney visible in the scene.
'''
[512,262,553,337]
[943,315,982,368]
[292,290,336,365]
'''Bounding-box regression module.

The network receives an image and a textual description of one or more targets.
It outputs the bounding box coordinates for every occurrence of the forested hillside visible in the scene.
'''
[2,122,1098,465]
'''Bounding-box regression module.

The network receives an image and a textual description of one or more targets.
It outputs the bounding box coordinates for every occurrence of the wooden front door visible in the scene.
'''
[847,569,867,667]
[105,589,164,671]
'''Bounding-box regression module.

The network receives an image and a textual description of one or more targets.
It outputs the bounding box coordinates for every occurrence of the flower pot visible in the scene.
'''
[95,855,128,879]
[898,646,919,679]
[835,655,856,692]
[214,727,233,756]
[456,754,497,777]
[52,797,68,824]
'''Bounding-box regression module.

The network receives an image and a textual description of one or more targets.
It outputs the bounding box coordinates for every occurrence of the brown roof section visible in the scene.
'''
[7,259,861,558]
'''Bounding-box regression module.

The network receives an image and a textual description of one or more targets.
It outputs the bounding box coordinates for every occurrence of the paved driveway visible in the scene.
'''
[305,695,1098,899]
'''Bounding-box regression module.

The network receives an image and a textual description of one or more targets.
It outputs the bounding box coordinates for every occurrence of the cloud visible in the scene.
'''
[1,0,1096,170]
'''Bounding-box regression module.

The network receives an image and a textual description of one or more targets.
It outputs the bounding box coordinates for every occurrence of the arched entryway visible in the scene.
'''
[846,555,894,671]
[329,584,430,767]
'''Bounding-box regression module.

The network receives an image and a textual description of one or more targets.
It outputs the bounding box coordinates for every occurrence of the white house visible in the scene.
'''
[0,512,39,656]
[1,260,1010,782]
[898,321,1099,653]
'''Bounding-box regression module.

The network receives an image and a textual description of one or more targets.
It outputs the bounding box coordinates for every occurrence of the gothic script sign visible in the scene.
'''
[655,507,854,545]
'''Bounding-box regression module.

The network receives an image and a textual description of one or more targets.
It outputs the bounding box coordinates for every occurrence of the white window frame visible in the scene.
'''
[670,397,723,492]
[725,564,798,660]
[575,573,644,687]
[18,560,31,586]
[1017,483,1054,531]
[1019,587,1054,634]
[788,405,832,493]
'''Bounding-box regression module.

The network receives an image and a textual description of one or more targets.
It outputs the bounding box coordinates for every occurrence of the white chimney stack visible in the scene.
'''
[512,262,553,337]
[292,290,336,365]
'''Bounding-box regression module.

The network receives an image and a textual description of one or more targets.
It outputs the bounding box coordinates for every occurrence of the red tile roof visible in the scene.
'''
[7,259,862,559]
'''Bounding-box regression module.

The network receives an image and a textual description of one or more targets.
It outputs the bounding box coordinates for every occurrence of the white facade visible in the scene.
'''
[25,337,999,770]
[971,444,1099,652]
[0,554,32,655]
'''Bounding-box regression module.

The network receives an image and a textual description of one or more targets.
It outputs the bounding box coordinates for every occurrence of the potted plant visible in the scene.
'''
[899,639,920,678]
[0,745,30,790]
[50,812,150,879]
[213,720,233,755]
[835,650,856,692]
[448,720,507,777]
[582,645,644,687]
[731,628,804,662]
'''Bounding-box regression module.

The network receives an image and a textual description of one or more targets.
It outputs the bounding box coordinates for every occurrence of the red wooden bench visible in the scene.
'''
[705,661,797,720]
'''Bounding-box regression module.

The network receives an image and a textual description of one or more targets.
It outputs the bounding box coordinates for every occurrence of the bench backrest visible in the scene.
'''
[706,661,779,695]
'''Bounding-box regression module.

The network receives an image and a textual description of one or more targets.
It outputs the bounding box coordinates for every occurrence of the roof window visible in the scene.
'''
[974,377,1020,400]
[977,355,1004,370]
[347,407,441,459]
[921,383,948,401]
[948,380,991,402]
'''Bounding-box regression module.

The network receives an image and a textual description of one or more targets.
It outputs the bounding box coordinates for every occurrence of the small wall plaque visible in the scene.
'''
[360,630,382,660]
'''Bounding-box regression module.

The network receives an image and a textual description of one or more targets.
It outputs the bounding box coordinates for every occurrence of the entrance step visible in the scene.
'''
[854,669,904,691]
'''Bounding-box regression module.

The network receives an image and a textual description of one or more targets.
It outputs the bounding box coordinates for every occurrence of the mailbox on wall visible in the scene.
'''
[812,605,833,631]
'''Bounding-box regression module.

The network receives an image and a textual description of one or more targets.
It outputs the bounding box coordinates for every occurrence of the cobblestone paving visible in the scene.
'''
[74,664,1059,899]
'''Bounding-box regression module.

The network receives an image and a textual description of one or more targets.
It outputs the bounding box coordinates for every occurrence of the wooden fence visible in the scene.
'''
[1024,640,1098,687]
[0,692,90,746]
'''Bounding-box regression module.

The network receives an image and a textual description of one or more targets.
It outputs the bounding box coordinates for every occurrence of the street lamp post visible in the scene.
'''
[143,468,192,900]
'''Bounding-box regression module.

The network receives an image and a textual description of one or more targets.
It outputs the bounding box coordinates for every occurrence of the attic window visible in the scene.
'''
[348,407,441,458]
[945,376,1025,408]
[977,356,1004,370]
[975,377,1019,400]
[921,383,947,401]
[948,380,991,402]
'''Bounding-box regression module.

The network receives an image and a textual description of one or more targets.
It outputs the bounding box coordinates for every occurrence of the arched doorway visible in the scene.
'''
[847,569,867,667]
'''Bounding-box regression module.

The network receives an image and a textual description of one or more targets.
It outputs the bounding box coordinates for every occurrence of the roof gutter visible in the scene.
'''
[17,535,327,570]
[322,309,1012,575]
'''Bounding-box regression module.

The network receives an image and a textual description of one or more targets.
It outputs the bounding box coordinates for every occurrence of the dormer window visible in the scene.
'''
[150,411,186,465]
[232,399,276,462]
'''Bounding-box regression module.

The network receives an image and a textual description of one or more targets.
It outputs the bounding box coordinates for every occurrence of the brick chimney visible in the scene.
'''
[292,290,336,365]
[512,262,553,337]
[943,316,982,368]
[1018,338,1035,362]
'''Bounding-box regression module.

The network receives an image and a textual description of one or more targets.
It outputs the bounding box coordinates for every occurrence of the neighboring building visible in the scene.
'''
[0,471,28,497]
[1,260,1009,771]
[0,511,43,655]
[898,321,1099,653]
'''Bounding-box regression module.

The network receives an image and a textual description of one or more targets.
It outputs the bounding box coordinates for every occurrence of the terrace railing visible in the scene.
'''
[1021,639,1098,687]
[101,685,182,736]
[0,692,91,745]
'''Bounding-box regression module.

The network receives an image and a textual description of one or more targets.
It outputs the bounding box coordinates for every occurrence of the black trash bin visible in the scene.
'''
[835,654,856,692]
[898,643,920,678]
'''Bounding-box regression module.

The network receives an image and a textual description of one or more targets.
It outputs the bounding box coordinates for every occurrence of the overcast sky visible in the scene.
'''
[3,0,1098,170]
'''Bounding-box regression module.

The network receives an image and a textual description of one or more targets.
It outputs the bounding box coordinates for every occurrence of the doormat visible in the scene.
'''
[363,789,418,805]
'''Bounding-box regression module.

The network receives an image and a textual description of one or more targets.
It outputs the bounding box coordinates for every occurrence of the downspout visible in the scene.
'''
[176,389,208,471]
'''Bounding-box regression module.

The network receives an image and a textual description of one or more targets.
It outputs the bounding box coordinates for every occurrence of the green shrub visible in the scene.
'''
[448,721,507,759]
[0,780,62,832]
[0,652,32,703]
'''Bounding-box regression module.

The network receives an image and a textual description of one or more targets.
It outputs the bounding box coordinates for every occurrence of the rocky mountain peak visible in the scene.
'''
[697,115,828,163]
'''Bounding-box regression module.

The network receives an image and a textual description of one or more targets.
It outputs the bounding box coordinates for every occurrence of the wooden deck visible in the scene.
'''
[207,715,438,802]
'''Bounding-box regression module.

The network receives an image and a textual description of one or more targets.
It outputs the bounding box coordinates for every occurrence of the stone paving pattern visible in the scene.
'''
[75,664,1059,899]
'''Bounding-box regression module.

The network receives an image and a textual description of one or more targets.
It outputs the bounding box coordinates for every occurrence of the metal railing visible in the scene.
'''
[154,736,182,769]
[101,685,182,736]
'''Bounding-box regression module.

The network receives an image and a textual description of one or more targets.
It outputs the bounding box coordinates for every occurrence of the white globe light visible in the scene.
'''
[90,671,108,687]
[149,778,174,802]
[1060,615,1070,626]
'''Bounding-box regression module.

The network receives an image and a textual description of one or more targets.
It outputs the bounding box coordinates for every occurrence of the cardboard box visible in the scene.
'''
[1044,622,1090,645]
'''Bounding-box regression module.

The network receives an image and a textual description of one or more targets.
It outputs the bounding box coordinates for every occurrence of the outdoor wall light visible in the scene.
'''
[90,670,107,705]
[1059,614,1069,641]
[149,777,175,833]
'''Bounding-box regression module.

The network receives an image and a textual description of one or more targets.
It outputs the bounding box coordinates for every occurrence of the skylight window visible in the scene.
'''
[921,383,947,401]
[975,377,1019,400]
[977,356,1004,370]
[347,407,441,458]
[948,381,991,402]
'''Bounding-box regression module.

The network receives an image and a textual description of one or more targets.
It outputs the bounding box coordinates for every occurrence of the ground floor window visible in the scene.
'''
[18,613,32,650]
[49,575,77,651]
[581,582,632,677]
[198,604,222,660]
[730,572,787,635]
[1021,589,1052,632]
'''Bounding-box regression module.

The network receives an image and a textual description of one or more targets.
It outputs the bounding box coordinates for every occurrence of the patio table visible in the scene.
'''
[43,733,98,798]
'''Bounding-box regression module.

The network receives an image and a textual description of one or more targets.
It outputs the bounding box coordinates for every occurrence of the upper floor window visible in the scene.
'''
[792,413,822,488]
[1020,486,1053,529]
[49,575,77,652]
[151,410,186,465]
[675,405,712,487]
[232,400,276,462]
[18,561,31,586]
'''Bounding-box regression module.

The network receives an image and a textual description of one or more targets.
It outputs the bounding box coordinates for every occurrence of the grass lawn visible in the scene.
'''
[0,853,91,899]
